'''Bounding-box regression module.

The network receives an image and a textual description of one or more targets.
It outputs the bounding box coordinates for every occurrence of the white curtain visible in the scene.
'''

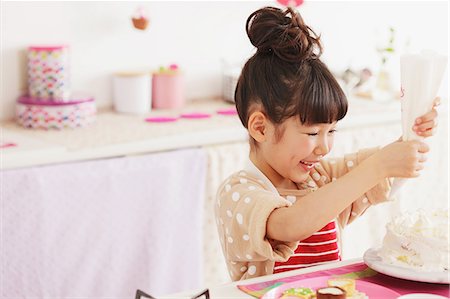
[2,148,207,298]
[202,142,249,286]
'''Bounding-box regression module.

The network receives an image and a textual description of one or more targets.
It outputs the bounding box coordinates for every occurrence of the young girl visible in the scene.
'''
[215,6,439,281]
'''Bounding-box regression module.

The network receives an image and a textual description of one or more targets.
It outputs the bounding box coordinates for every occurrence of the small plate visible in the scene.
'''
[397,294,449,299]
[262,275,400,299]
[363,248,449,284]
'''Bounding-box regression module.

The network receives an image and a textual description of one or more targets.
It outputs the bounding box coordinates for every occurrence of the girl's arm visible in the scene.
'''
[267,140,429,242]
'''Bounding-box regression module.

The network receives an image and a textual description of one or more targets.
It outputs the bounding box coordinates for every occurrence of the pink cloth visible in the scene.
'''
[239,262,450,298]
[2,148,206,298]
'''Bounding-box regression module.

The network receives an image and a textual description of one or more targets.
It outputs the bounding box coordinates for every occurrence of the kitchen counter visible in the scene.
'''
[0,97,410,170]
[1,99,245,169]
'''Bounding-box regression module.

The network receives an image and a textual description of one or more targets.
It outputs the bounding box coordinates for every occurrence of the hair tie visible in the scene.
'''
[258,47,272,54]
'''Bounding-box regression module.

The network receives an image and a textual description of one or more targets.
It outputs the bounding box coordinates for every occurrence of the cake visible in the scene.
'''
[378,209,449,271]
[327,278,355,297]
[326,278,368,298]
[316,286,346,299]
[281,287,315,298]
[280,279,368,299]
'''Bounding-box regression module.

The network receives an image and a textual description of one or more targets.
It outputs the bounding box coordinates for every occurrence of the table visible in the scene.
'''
[161,259,449,298]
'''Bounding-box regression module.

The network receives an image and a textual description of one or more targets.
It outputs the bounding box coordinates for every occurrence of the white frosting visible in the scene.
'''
[318,287,344,295]
[379,209,449,271]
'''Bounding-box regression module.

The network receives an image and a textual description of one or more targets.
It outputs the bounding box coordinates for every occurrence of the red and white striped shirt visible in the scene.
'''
[273,220,340,273]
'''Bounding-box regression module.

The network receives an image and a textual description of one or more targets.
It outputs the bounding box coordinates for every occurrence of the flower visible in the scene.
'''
[377,27,396,65]
[276,0,304,7]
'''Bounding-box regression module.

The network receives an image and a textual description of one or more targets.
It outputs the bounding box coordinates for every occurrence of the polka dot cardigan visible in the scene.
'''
[215,147,393,281]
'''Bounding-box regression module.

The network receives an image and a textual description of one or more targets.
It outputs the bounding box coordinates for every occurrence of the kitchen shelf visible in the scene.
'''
[0,97,408,170]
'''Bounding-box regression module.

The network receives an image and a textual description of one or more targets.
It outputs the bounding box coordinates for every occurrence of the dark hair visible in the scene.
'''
[235,6,347,142]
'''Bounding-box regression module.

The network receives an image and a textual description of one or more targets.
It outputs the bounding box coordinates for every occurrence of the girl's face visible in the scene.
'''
[256,117,337,189]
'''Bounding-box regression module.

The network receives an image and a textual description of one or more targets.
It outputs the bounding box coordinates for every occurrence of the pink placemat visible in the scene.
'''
[145,117,179,123]
[262,276,400,299]
[0,142,17,149]
[238,262,450,298]
[217,108,238,116]
[179,112,212,119]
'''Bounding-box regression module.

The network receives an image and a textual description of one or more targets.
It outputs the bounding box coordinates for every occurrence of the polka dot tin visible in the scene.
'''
[16,95,96,130]
[27,45,70,101]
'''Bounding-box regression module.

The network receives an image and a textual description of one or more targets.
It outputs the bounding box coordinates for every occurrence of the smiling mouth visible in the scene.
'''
[299,160,317,169]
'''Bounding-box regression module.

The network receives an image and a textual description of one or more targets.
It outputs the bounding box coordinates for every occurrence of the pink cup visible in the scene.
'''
[152,73,185,109]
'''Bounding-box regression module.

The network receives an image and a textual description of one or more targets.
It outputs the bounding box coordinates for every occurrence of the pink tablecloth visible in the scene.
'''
[239,262,450,298]
[2,148,207,298]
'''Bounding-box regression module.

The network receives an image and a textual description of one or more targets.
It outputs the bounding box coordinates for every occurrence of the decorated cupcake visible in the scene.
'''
[132,7,149,30]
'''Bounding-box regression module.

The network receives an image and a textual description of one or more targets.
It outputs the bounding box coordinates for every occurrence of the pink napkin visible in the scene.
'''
[216,108,238,116]
[0,142,17,149]
[144,107,238,123]
[145,116,178,123]
[179,112,212,119]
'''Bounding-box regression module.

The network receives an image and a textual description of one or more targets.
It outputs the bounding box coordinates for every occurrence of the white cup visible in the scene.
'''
[113,72,151,114]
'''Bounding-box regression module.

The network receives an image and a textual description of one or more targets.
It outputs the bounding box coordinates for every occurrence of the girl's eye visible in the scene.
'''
[328,129,337,135]
[304,129,337,136]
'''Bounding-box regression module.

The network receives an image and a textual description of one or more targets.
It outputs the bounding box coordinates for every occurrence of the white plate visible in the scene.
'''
[363,248,449,284]
[397,294,449,299]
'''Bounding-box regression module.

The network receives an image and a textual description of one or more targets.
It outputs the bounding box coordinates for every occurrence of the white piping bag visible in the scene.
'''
[390,50,447,195]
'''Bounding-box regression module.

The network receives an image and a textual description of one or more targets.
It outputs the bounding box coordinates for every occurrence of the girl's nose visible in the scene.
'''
[315,137,330,156]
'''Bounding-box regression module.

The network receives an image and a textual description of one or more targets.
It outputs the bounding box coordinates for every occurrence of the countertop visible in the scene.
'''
[0,97,406,170]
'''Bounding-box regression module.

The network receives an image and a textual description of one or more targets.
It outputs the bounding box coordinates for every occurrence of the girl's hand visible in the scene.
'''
[413,97,440,138]
[374,140,430,178]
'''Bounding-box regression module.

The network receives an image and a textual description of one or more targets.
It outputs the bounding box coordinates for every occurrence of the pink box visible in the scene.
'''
[152,72,185,109]
[27,45,70,101]
[16,95,96,130]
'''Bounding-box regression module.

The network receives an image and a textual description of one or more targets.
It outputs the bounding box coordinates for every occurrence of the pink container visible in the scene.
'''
[27,45,70,101]
[152,72,185,109]
[16,94,96,130]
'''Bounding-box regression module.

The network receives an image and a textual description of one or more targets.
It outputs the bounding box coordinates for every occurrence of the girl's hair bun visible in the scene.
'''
[246,6,322,62]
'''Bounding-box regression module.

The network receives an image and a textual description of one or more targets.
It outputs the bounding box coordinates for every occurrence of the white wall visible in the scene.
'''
[1,1,448,121]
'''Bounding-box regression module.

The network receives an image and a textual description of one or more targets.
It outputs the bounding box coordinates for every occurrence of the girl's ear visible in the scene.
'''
[248,111,267,143]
